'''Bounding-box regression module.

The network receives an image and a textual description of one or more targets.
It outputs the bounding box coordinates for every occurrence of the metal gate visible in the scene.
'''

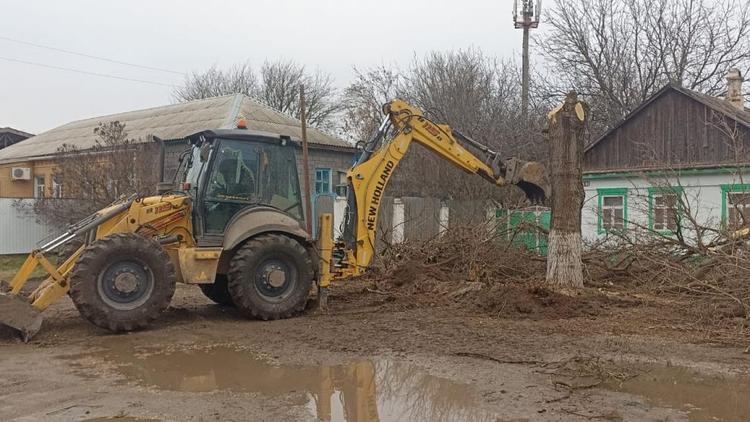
[497,206,550,255]
[0,199,54,255]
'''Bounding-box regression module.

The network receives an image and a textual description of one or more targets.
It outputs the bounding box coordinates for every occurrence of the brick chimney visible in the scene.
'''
[726,68,745,110]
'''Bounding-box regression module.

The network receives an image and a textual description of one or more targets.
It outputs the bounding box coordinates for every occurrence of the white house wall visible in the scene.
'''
[582,171,747,243]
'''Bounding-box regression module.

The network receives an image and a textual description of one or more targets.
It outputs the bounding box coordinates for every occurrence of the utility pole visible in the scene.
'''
[514,0,541,119]
[300,85,313,235]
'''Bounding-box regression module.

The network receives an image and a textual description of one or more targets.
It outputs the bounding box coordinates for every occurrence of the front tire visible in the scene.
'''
[227,234,313,320]
[69,233,176,332]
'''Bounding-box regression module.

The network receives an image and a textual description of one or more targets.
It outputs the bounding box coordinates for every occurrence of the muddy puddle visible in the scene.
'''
[605,365,750,421]
[69,344,497,422]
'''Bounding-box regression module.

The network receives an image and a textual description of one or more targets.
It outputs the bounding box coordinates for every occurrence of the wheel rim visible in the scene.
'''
[97,258,155,310]
[253,258,297,302]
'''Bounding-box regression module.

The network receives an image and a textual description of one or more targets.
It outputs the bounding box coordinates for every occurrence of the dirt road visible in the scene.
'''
[1,281,749,421]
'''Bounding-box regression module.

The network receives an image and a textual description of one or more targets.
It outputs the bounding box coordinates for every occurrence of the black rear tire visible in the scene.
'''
[69,233,176,332]
[198,275,234,306]
[227,234,313,320]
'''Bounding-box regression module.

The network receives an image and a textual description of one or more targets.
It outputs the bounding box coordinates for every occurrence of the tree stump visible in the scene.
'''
[546,91,587,288]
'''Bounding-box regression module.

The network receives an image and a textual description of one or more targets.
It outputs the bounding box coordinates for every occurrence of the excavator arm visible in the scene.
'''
[317,99,548,293]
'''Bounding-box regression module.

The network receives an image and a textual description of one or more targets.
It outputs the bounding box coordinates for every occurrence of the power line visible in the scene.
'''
[0,35,183,75]
[0,56,176,87]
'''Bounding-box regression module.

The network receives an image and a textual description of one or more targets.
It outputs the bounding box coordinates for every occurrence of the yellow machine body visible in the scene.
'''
[1,99,547,338]
[318,99,549,287]
[2,194,213,315]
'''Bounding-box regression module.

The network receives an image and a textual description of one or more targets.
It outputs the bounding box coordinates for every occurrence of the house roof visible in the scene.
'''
[677,86,750,127]
[0,94,353,164]
[0,127,33,138]
[585,83,750,153]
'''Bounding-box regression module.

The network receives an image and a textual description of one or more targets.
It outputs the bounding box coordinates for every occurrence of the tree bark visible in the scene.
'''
[546,91,586,288]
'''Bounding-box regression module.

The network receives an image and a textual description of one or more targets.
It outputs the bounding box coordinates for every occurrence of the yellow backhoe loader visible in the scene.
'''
[0,99,548,340]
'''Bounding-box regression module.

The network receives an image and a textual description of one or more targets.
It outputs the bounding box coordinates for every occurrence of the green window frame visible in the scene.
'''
[597,188,628,234]
[648,186,684,234]
[721,183,750,228]
[314,168,332,194]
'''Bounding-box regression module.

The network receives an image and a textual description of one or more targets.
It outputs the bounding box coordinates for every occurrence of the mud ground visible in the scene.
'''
[1,280,750,422]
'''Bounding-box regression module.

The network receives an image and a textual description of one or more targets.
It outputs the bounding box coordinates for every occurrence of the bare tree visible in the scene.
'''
[173,60,341,130]
[341,65,404,143]
[400,50,524,201]
[256,60,341,130]
[172,63,258,102]
[18,122,159,229]
[541,0,750,136]
[342,49,550,203]
[407,50,509,137]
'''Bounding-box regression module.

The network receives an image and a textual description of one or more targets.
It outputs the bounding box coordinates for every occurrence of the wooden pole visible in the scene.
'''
[300,85,313,235]
[545,91,586,288]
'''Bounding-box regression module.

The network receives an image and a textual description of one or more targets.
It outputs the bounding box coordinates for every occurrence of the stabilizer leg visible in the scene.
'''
[317,213,334,312]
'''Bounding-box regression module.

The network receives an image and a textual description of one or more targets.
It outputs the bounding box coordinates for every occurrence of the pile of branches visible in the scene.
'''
[584,228,750,325]
[369,215,748,332]
[366,211,748,338]
[370,220,546,290]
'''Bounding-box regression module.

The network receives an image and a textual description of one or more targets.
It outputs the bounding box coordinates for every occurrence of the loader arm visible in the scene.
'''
[320,99,548,287]
[0,194,193,340]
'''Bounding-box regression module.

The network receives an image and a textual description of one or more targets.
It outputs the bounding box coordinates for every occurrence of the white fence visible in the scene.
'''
[347,196,497,246]
[0,199,55,255]
[1,196,498,255]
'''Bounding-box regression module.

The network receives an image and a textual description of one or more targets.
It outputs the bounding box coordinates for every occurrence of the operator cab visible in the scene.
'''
[181,128,304,244]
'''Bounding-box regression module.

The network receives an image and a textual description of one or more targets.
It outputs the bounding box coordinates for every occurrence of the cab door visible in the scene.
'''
[202,139,262,234]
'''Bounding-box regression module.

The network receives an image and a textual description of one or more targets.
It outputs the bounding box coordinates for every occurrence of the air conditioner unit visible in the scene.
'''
[11,167,31,181]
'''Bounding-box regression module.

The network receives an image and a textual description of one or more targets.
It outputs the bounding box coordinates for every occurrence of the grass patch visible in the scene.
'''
[0,254,57,283]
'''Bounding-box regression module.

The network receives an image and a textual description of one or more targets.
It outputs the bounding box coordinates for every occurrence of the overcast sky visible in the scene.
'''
[0,0,548,134]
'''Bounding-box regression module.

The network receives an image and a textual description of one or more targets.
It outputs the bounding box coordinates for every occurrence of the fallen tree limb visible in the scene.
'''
[452,351,544,365]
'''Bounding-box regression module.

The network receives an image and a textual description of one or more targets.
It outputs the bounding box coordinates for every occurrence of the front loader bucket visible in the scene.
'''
[0,293,43,341]
[0,202,121,342]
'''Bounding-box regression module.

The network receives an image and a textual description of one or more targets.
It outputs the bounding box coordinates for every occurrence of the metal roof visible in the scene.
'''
[585,83,750,153]
[0,127,33,138]
[675,85,750,127]
[0,94,353,164]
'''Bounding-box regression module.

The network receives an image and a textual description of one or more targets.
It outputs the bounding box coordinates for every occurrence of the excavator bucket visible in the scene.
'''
[0,293,43,341]
[514,161,549,204]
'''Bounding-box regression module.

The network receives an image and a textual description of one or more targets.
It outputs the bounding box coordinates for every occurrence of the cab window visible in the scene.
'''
[203,138,302,233]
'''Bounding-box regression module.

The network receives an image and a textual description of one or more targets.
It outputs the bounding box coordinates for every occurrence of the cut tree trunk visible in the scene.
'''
[546,91,587,288]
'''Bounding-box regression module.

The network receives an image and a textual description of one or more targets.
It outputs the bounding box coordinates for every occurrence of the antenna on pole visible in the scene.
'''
[514,0,542,119]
